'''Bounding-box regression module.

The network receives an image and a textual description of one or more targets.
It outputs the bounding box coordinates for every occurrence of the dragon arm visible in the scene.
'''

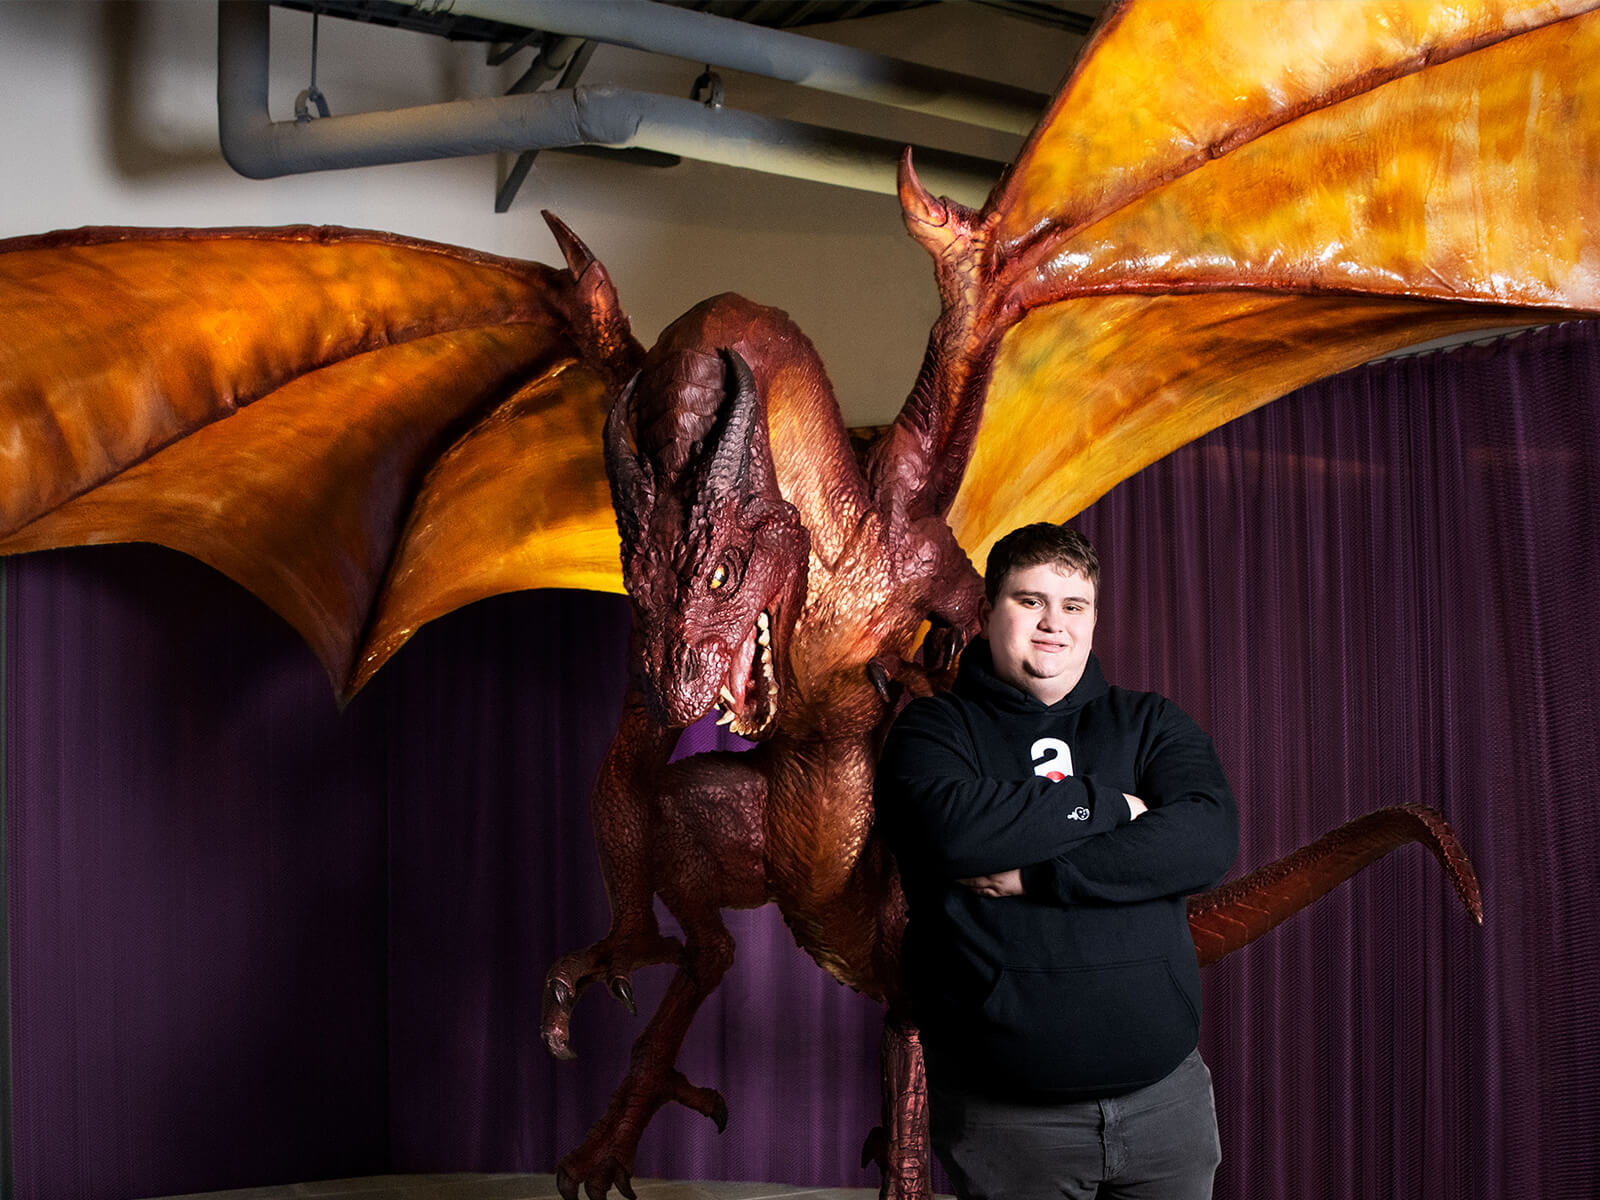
[861,154,1009,525]
[0,221,641,698]
[1186,804,1484,968]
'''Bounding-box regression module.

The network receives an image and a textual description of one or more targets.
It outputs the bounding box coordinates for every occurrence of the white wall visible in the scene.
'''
[0,0,1082,426]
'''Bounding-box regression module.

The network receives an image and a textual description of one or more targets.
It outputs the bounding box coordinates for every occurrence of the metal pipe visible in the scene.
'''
[435,0,1051,135]
[506,34,586,95]
[217,2,1009,204]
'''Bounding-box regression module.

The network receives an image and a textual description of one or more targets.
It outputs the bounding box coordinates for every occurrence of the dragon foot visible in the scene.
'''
[867,653,947,706]
[867,614,966,709]
[542,931,685,1059]
[860,1124,888,1170]
[556,1066,728,1200]
[557,1154,636,1200]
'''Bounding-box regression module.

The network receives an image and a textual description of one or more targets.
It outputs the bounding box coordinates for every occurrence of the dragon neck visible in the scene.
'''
[756,335,868,573]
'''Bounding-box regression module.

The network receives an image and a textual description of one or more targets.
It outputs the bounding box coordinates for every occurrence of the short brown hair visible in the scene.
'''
[984,523,1100,603]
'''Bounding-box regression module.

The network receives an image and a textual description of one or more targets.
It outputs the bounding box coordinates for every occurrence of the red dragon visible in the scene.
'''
[3,1,1599,1196]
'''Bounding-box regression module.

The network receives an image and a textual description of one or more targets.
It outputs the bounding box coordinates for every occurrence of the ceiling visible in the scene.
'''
[274,0,1102,40]
[229,1,1103,207]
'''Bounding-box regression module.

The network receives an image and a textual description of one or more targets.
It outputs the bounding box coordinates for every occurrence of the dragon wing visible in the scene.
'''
[0,222,637,699]
[947,0,1600,565]
[6,3,1595,699]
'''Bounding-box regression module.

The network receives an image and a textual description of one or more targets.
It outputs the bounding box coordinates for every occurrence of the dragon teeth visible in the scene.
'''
[757,610,770,631]
[717,707,738,727]
[719,686,737,707]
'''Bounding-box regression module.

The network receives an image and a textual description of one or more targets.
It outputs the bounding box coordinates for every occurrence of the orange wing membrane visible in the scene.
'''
[949,0,1600,564]
[0,226,633,697]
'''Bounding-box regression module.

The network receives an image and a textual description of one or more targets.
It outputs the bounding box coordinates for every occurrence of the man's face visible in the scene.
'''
[980,561,1097,705]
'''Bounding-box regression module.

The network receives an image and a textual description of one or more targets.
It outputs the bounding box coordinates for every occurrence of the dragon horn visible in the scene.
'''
[602,373,653,556]
[542,210,637,385]
[729,348,781,499]
[897,148,948,234]
[703,348,766,497]
[542,209,598,277]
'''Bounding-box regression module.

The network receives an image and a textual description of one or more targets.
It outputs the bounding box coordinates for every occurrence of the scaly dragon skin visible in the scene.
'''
[544,257,988,1200]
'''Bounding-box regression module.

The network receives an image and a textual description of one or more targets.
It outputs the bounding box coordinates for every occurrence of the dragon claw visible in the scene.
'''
[860,1124,889,1170]
[663,1069,729,1132]
[608,976,637,1014]
[542,209,596,277]
[711,1091,729,1135]
[547,976,575,1013]
[897,148,948,230]
[867,660,894,704]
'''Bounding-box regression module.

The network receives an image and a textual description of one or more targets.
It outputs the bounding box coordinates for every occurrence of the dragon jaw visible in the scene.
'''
[715,607,778,735]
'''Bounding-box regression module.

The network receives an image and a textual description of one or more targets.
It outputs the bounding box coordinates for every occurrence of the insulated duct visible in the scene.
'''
[425,0,1051,135]
[216,1,1024,204]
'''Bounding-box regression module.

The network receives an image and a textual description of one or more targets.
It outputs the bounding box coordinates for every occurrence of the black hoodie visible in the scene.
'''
[875,643,1238,1101]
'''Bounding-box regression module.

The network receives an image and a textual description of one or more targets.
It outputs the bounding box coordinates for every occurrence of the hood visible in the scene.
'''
[954,640,1110,716]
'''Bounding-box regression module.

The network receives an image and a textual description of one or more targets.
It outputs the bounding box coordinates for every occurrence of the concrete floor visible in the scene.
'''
[147,1174,891,1200]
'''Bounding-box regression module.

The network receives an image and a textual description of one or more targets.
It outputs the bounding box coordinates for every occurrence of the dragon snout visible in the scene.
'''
[640,637,722,727]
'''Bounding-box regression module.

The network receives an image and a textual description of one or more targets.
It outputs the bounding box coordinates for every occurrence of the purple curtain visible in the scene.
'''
[5,546,393,1199]
[3,553,884,1200]
[1076,320,1600,1200]
[6,321,1598,1199]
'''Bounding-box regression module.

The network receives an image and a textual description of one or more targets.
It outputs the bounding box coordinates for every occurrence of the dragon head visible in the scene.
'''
[604,340,808,737]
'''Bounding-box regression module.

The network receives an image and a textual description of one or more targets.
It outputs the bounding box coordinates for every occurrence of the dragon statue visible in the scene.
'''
[2,0,1599,1196]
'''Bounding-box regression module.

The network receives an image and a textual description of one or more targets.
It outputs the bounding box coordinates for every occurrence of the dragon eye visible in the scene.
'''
[708,553,742,593]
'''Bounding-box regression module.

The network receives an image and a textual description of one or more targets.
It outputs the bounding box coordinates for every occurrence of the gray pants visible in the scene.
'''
[930,1049,1221,1200]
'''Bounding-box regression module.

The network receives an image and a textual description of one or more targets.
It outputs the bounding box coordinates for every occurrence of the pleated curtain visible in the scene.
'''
[5,321,1597,1200]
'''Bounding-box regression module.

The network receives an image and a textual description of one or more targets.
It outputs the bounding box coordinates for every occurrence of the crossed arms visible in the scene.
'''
[875,697,1238,906]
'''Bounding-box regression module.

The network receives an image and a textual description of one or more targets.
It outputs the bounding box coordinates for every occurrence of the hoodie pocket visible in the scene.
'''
[974,957,1199,1094]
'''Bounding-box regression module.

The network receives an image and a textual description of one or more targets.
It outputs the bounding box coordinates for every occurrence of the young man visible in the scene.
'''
[875,523,1238,1199]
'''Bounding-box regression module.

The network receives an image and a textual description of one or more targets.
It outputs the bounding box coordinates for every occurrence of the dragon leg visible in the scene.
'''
[544,695,686,1059]
[552,744,769,1200]
[859,1015,933,1200]
[557,894,740,1200]
[860,868,932,1200]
